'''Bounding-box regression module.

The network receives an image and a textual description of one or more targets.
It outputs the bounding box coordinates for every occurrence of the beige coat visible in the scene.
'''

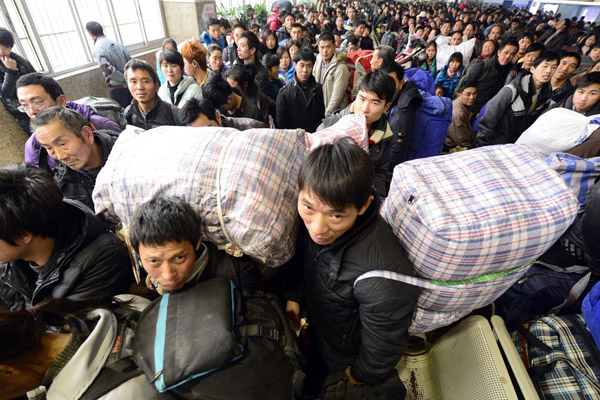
[313,50,349,117]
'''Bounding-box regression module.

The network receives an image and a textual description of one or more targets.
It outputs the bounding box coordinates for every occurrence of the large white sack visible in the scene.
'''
[516,108,600,156]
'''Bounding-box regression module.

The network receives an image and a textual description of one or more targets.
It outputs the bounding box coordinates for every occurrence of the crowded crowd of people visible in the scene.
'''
[1,0,600,399]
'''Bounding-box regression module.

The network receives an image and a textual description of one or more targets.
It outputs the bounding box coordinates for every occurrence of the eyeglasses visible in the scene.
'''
[17,99,53,113]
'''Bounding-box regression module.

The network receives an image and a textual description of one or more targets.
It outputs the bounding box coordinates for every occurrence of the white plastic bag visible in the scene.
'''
[516,108,600,156]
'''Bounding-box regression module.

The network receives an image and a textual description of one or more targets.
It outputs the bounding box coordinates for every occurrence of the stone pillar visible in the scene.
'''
[0,102,27,167]
[161,0,217,43]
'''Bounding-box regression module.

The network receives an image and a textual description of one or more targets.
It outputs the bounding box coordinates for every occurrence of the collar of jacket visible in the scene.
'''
[132,96,166,118]
[291,74,318,90]
[514,71,552,112]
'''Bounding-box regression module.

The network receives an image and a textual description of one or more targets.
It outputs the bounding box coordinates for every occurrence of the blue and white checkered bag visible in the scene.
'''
[546,153,600,213]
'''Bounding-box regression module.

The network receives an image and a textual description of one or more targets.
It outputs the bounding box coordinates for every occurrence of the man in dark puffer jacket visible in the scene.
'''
[286,140,418,398]
[0,164,132,311]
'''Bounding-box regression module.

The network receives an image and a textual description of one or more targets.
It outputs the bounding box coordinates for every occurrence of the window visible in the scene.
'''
[0,0,165,75]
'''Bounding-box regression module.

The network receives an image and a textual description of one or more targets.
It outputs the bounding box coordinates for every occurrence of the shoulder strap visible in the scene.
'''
[479,58,493,82]
[80,358,144,400]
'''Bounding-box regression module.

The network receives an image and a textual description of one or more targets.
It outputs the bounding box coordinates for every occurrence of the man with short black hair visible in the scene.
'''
[538,18,571,53]
[202,77,261,121]
[235,31,269,95]
[201,17,227,50]
[447,82,478,150]
[314,33,349,117]
[551,51,580,103]
[277,48,325,132]
[0,163,132,311]
[85,21,132,108]
[223,23,246,65]
[178,97,266,129]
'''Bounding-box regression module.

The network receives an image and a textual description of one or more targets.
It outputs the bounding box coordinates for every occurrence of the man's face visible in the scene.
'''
[336,16,344,29]
[354,89,391,126]
[441,22,452,36]
[497,45,518,66]
[511,21,520,31]
[463,24,474,40]
[556,20,566,32]
[590,48,600,62]
[285,15,295,30]
[139,240,200,292]
[519,36,532,52]
[573,83,600,114]
[450,32,463,46]
[318,40,335,63]
[554,56,579,80]
[0,237,27,264]
[0,44,12,58]
[295,59,313,84]
[530,59,558,85]
[35,121,97,170]
[370,49,382,70]
[237,37,253,61]
[17,84,65,118]
[298,189,369,246]
[291,27,303,42]
[458,86,477,107]
[334,34,342,48]
[127,68,158,105]
[233,27,245,45]
[488,26,502,41]
[208,23,220,41]
[348,8,356,20]
[523,50,541,69]
[453,21,464,32]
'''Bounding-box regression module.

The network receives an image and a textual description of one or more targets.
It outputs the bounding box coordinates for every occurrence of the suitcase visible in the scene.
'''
[512,314,600,399]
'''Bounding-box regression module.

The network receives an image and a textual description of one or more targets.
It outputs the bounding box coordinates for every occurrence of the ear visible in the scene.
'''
[81,125,94,143]
[195,237,202,251]
[383,101,392,114]
[358,195,374,216]
[529,65,535,74]
[215,112,222,126]
[19,231,33,245]
[57,94,67,107]
[154,82,160,93]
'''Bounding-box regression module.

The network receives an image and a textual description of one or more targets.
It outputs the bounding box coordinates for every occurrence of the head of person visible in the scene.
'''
[237,31,260,62]
[573,71,600,114]
[202,78,235,112]
[370,45,395,71]
[291,23,303,42]
[297,139,374,246]
[84,21,103,39]
[288,40,301,60]
[589,44,600,62]
[455,81,477,106]
[488,24,503,41]
[180,40,208,78]
[226,64,253,93]
[277,46,292,72]
[554,51,581,81]
[317,32,336,64]
[449,30,463,46]
[284,13,295,30]
[16,73,66,118]
[130,197,202,292]
[425,41,437,60]
[555,18,570,33]
[518,32,534,53]
[0,163,65,264]
[261,29,277,51]
[250,23,260,37]
[220,19,231,37]
[159,49,184,87]
[207,44,223,72]
[497,40,519,66]
[463,22,476,40]
[178,98,221,127]
[30,107,101,171]
[293,48,315,84]
[583,34,597,49]
[232,24,246,45]
[381,62,405,96]
[481,39,497,59]
[162,38,177,52]
[124,59,159,105]
[346,36,359,53]
[206,17,221,42]
[354,70,395,128]
[435,85,444,96]
[522,43,544,69]
[441,20,452,36]
[448,52,463,73]
[262,53,280,80]
[427,28,440,42]
[453,20,464,32]
[333,32,342,48]
[347,7,357,21]
[530,51,559,87]
[336,15,345,29]
[0,28,15,57]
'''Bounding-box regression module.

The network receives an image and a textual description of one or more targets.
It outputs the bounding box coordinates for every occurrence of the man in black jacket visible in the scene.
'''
[276,48,325,132]
[538,19,570,53]
[286,140,418,398]
[0,163,132,311]
[31,106,117,209]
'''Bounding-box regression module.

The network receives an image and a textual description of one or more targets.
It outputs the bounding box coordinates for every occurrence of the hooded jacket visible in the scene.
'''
[157,75,203,108]
[0,201,132,311]
[124,96,182,130]
[387,80,423,169]
[286,194,418,385]
[313,50,350,117]
[477,71,553,147]
[276,74,325,132]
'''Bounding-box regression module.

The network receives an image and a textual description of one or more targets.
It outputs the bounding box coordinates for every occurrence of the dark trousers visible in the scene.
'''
[110,87,133,108]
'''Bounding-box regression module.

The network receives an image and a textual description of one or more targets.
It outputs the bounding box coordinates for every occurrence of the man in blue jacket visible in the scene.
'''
[201,17,227,51]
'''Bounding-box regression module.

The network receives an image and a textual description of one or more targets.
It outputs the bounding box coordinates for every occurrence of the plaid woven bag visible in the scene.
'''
[380,144,580,333]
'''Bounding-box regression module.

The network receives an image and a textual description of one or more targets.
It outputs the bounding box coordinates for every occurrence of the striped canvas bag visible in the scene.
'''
[546,152,600,212]
[378,144,579,333]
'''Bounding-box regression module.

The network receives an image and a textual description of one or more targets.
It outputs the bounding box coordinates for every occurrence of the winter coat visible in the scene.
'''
[285,194,418,385]
[0,201,132,311]
[276,74,325,132]
[420,59,437,76]
[221,114,268,130]
[157,76,203,108]
[446,98,475,148]
[539,28,570,53]
[92,35,131,88]
[223,43,238,65]
[276,25,291,43]
[25,102,122,170]
[0,51,35,107]
[387,80,423,169]
[279,64,296,84]
[124,96,182,130]
[476,71,553,147]
[313,50,350,117]
[434,65,465,98]
[268,13,282,31]
[200,31,227,51]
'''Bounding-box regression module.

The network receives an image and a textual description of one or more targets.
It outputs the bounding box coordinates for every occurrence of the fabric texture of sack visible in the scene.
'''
[582,281,600,352]
[305,114,368,152]
[380,144,579,333]
[406,90,452,161]
[545,152,600,212]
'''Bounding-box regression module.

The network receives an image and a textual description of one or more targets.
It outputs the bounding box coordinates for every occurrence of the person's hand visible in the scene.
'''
[286,300,301,332]
[1,55,17,70]
[345,366,365,386]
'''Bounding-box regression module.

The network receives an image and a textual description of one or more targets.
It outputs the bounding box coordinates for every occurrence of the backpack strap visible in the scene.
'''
[80,358,144,400]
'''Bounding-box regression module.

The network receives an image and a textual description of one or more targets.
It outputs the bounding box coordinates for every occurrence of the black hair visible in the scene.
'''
[0,163,65,244]
[291,23,303,30]
[318,32,335,44]
[448,51,463,64]
[293,47,316,64]
[298,139,374,210]
[500,39,519,50]
[455,80,477,94]
[450,30,463,37]
[238,31,260,51]
[381,62,405,81]
[0,28,15,48]
[520,32,534,43]
[85,21,103,36]
[359,70,395,104]
[525,42,544,54]
[159,49,184,69]
[226,64,254,87]
[532,51,560,68]
[206,17,220,28]
[16,72,64,100]
[262,53,280,69]
[376,45,396,67]
[162,38,177,51]
[576,71,600,89]
[30,106,89,140]
[219,19,231,29]
[287,40,302,51]
[129,197,202,252]
[276,46,290,59]
[202,78,233,108]
[207,44,221,57]
[124,59,160,85]
[559,50,582,69]
[178,98,218,125]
